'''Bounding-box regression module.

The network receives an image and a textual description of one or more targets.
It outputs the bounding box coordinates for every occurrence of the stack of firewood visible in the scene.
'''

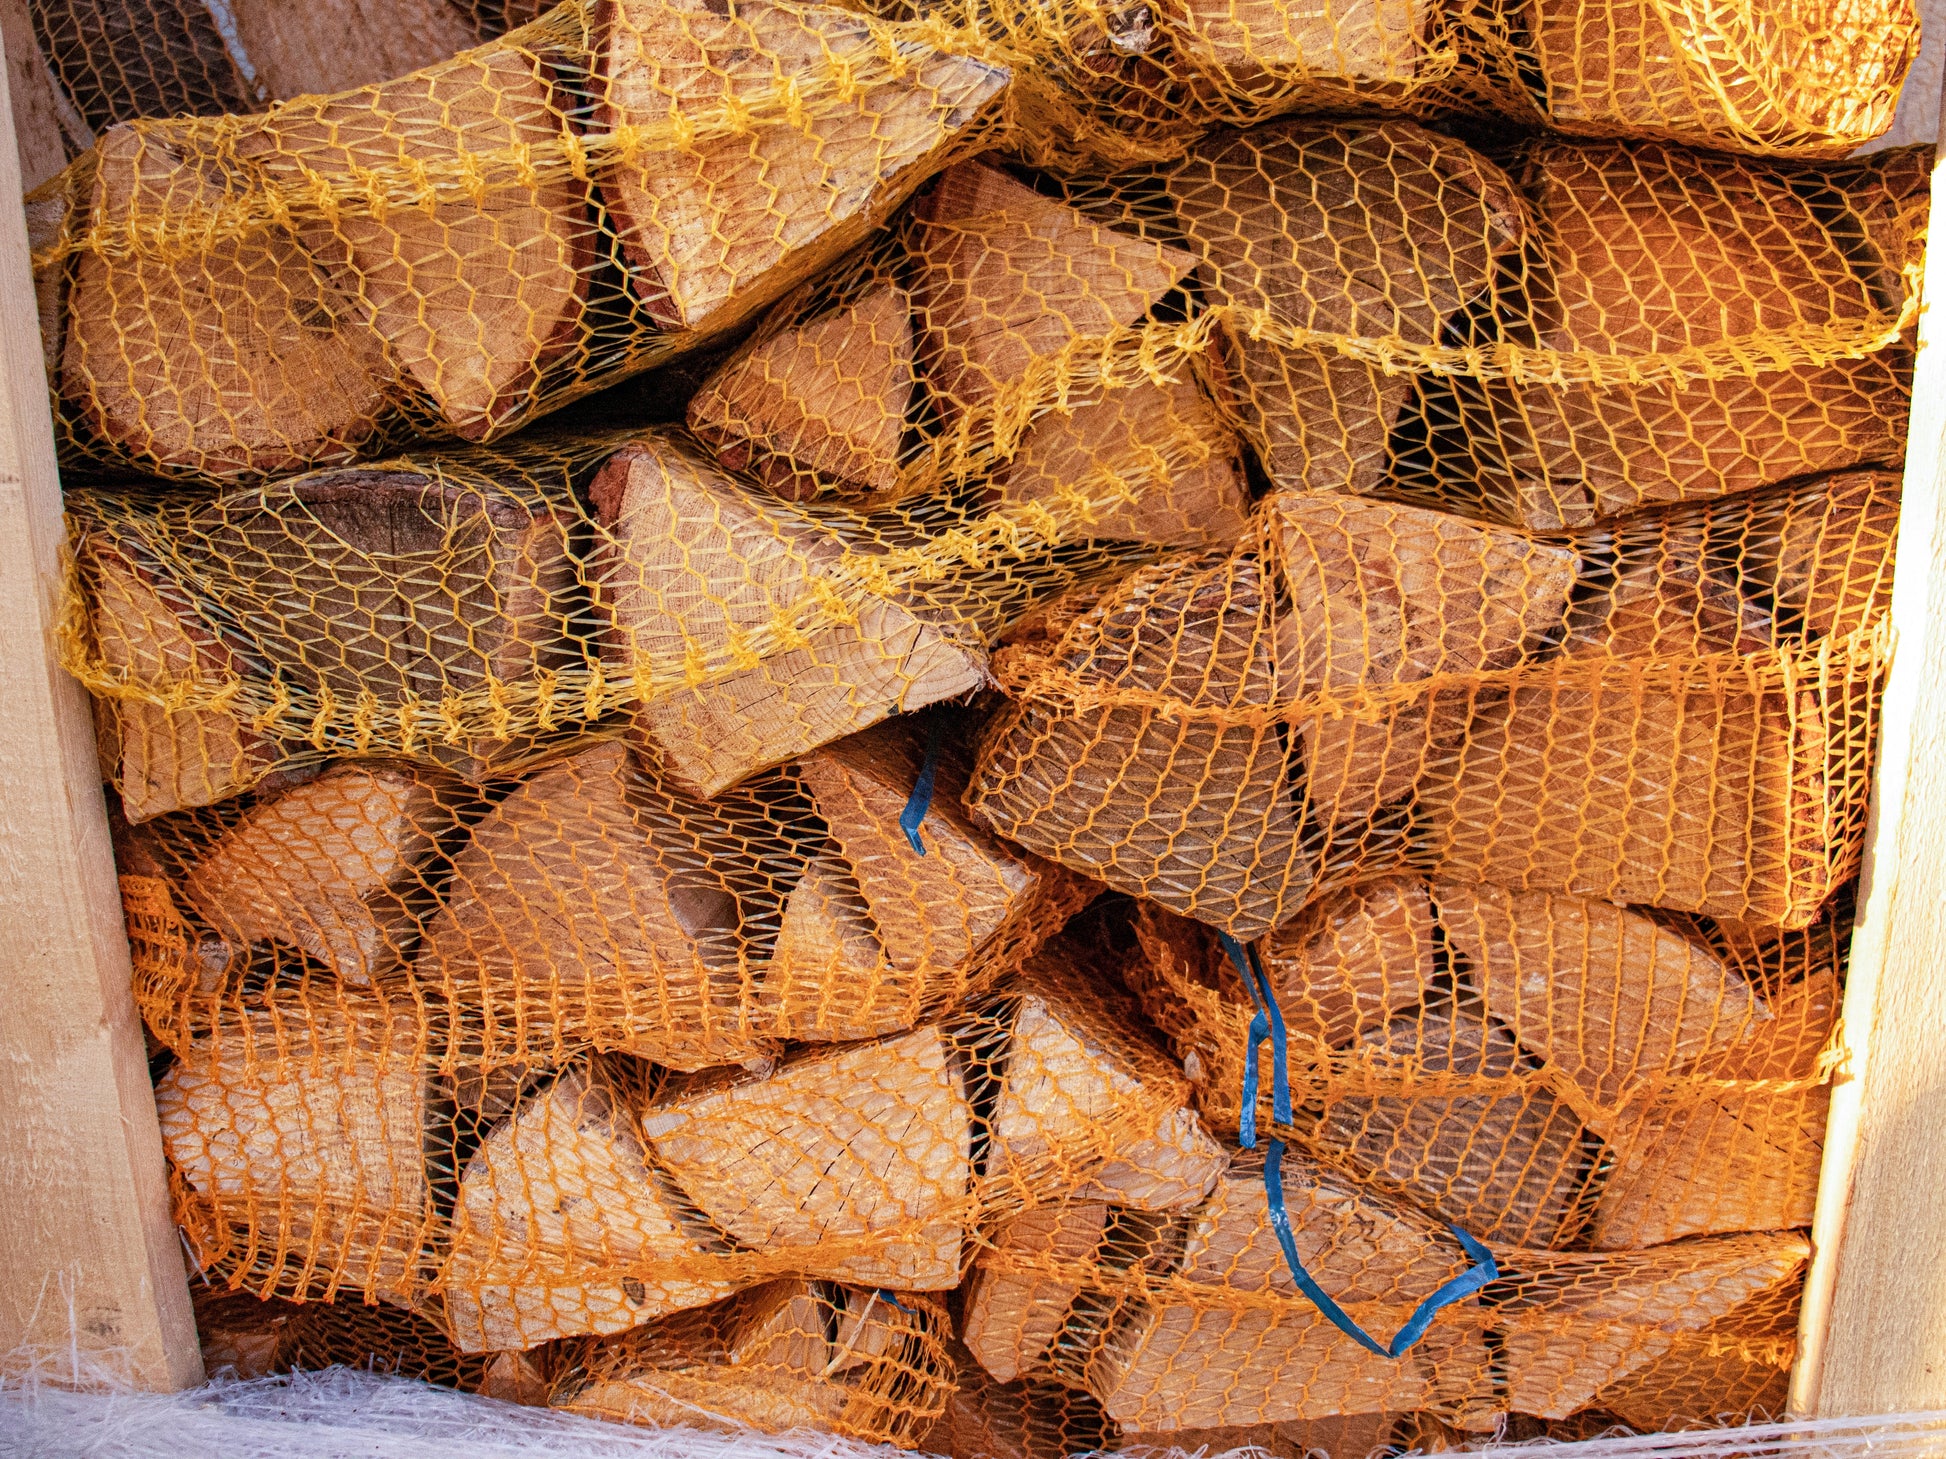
[41,0,1919,1450]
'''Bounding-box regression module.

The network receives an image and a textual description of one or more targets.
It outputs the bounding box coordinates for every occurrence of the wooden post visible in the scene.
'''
[0,5,203,1392]
[1790,65,1946,1416]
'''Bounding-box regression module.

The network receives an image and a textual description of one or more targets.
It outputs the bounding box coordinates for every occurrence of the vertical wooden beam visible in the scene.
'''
[0,5,202,1392]
[1791,75,1946,1417]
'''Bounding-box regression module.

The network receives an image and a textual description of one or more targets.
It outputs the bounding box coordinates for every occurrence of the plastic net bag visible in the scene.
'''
[37,0,1009,482]
[969,468,1893,937]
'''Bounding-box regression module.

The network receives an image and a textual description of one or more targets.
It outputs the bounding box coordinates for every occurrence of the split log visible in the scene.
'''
[224,0,484,101]
[768,718,1085,1041]
[1589,1286,1797,1431]
[236,49,590,440]
[1433,882,1769,1135]
[991,366,1252,550]
[560,1280,950,1444]
[1591,968,1838,1248]
[1270,493,1578,693]
[153,1008,428,1299]
[592,433,986,796]
[1741,468,1901,643]
[986,945,1225,1210]
[967,549,1309,939]
[1086,1267,1485,1431]
[911,159,1197,418]
[183,460,582,709]
[962,1202,1109,1382]
[417,738,776,1072]
[1084,1151,1491,1429]
[181,761,465,984]
[1167,120,1525,494]
[688,279,917,499]
[476,1350,554,1406]
[597,0,1007,337]
[1310,999,1590,1247]
[1264,874,1438,1049]
[1158,0,1430,83]
[191,1290,300,1379]
[1495,1232,1809,1420]
[923,1351,1113,1459]
[642,1024,973,1288]
[1565,520,1775,660]
[1525,0,1913,155]
[909,161,1247,545]
[79,531,280,821]
[62,123,392,478]
[443,1064,742,1352]
[1419,674,1844,926]
[1462,141,1907,527]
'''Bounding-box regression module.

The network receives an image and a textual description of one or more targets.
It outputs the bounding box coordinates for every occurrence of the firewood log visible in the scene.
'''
[923,1349,1114,1459]
[443,1063,742,1352]
[970,497,1573,936]
[224,0,485,101]
[641,1025,972,1288]
[1461,141,1907,527]
[968,549,1309,939]
[1309,997,1590,1247]
[78,534,279,820]
[1741,468,1901,643]
[1589,1283,1797,1431]
[986,945,1225,1210]
[560,1280,950,1443]
[417,738,777,1072]
[235,49,590,440]
[1525,0,1914,155]
[181,459,582,708]
[592,433,986,796]
[153,1008,427,1298]
[61,123,392,478]
[767,718,1085,1042]
[1420,673,1843,926]
[1081,1153,1491,1429]
[597,0,1006,337]
[688,279,917,499]
[1266,874,1439,1048]
[1158,0,1430,84]
[1495,1232,1809,1420]
[180,761,466,984]
[1271,494,1578,692]
[912,159,1197,419]
[1433,882,1769,1135]
[909,161,1250,546]
[990,366,1252,549]
[1591,968,1837,1248]
[1167,120,1526,494]
[191,1290,300,1379]
[961,1202,1109,1382]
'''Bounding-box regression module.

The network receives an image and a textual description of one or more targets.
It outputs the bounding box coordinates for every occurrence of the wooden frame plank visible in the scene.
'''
[0,6,202,1392]
[1790,74,1946,1417]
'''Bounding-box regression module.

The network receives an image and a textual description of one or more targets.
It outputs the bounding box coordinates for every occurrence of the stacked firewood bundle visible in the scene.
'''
[43,0,1920,1449]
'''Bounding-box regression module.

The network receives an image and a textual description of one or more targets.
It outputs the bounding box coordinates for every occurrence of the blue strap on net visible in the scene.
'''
[899,715,947,856]
[1216,931,1499,1360]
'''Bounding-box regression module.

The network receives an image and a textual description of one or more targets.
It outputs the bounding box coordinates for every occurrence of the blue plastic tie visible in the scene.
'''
[875,1289,916,1314]
[899,715,947,856]
[1218,931,1497,1359]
